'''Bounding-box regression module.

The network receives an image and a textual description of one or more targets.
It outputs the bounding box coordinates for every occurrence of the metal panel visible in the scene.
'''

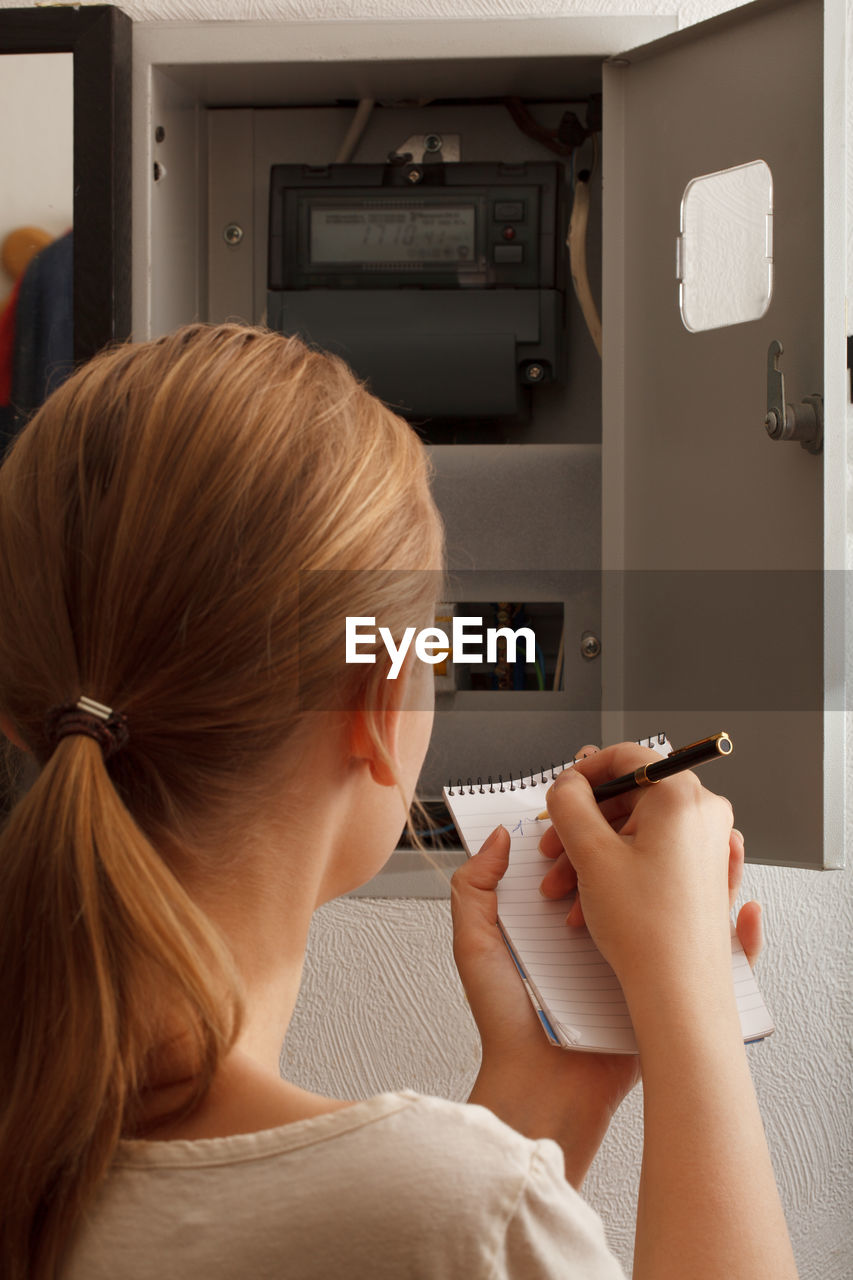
[602,0,846,868]
[143,68,207,337]
[208,109,254,323]
[131,17,675,105]
[421,444,602,798]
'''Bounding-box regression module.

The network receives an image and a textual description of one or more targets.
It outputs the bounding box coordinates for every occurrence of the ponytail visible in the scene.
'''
[0,733,242,1279]
[0,322,442,1278]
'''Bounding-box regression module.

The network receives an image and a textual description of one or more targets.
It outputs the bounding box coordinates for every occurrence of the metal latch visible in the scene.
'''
[764,339,823,454]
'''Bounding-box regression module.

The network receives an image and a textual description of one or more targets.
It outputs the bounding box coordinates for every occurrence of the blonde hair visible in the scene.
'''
[0,323,443,1280]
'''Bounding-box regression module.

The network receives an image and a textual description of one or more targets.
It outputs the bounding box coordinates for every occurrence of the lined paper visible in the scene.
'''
[444,738,774,1054]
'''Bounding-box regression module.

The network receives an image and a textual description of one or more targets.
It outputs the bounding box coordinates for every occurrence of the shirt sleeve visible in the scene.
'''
[492,1138,629,1280]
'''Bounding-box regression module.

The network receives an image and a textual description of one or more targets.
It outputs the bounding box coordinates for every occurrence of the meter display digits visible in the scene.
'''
[309,203,476,266]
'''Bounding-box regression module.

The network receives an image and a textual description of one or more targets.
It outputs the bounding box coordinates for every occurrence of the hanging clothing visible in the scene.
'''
[0,279,22,454]
[3,230,74,454]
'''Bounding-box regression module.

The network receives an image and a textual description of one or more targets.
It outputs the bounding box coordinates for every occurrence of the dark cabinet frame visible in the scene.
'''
[0,5,132,362]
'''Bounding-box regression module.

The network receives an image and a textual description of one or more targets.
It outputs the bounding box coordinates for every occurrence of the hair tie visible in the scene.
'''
[45,696,130,761]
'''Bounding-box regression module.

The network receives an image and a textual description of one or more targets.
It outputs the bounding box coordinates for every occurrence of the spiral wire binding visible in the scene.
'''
[446,732,667,796]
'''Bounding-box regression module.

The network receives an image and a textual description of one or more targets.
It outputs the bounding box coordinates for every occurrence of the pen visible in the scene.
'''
[535,731,733,817]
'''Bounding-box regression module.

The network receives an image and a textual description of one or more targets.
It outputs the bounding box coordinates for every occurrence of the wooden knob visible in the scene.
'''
[2,226,53,283]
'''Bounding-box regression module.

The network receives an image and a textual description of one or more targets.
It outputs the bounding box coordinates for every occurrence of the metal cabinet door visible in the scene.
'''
[602,0,847,868]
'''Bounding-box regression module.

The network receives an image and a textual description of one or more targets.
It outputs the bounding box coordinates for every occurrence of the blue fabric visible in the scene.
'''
[5,230,74,450]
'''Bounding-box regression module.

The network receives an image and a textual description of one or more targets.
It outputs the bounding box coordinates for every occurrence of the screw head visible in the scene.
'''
[407,167,423,185]
[223,223,244,246]
[580,632,601,660]
[424,134,442,153]
[524,363,545,383]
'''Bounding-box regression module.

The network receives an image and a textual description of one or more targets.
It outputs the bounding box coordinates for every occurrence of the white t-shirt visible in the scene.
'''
[64,1090,627,1279]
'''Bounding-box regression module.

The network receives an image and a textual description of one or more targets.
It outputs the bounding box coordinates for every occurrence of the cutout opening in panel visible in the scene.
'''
[678,158,773,333]
[437,601,566,693]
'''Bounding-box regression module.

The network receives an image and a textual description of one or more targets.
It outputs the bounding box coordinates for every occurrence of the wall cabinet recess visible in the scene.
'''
[132,0,847,877]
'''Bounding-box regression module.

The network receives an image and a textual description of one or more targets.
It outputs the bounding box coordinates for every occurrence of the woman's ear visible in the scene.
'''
[0,715,30,752]
[347,651,415,786]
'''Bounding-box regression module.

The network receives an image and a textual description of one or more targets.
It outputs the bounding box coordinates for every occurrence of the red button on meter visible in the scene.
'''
[502,226,516,241]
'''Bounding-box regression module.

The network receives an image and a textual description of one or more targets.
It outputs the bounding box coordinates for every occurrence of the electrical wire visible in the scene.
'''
[335,98,375,163]
[552,628,565,692]
[503,96,601,356]
[504,98,574,157]
[567,163,602,358]
[534,642,546,691]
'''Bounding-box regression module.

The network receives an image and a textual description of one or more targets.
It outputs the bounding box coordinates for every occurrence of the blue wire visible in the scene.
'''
[535,642,546,691]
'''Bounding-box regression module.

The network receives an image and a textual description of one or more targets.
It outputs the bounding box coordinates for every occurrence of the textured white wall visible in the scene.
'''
[284,857,853,1276]
[3,0,848,1275]
[0,0,742,18]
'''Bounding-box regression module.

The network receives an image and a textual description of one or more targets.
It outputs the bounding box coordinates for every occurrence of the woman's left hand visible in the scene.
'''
[452,817,641,1186]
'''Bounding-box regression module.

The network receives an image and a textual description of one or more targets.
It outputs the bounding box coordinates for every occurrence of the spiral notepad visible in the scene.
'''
[443,734,774,1054]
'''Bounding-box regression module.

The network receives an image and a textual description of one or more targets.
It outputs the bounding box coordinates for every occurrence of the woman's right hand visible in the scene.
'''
[536,742,738,1008]
[538,743,798,1280]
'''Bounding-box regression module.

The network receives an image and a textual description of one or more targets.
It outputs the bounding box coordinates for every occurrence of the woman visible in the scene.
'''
[0,323,797,1278]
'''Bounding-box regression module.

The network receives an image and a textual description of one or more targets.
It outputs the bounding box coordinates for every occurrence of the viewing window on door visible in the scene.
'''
[678,159,773,333]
